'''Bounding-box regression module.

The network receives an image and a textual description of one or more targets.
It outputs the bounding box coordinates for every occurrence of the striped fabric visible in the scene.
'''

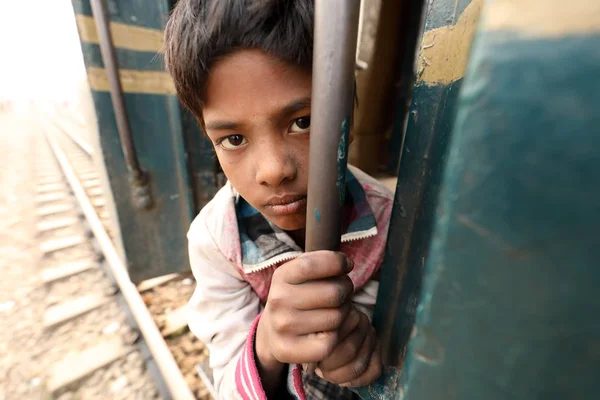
[234,314,359,400]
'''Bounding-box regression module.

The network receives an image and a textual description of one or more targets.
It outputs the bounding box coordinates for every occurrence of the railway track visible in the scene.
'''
[36,115,215,399]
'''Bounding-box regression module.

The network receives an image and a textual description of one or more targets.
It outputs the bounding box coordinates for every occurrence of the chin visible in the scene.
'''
[268,214,306,231]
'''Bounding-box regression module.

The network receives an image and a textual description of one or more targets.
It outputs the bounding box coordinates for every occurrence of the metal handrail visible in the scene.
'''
[89,0,153,209]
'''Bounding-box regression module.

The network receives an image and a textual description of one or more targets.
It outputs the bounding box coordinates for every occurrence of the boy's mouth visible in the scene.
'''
[263,194,307,216]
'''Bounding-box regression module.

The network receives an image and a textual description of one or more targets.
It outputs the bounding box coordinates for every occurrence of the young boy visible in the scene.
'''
[164,1,394,398]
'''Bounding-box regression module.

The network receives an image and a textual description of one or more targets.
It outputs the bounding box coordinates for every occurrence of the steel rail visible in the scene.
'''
[44,130,195,400]
[50,119,94,156]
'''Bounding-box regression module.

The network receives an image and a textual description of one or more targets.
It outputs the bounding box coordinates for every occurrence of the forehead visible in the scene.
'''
[203,50,312,123]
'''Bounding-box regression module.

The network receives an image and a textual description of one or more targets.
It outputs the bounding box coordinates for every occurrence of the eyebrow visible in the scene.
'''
[204,96,312,131]
[204,120,240,131]
[279,96,311,118]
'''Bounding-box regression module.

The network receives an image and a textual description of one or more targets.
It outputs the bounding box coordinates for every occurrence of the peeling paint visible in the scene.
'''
[417,0,483,85]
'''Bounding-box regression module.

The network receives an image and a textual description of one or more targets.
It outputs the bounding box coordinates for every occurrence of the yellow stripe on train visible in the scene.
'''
[416,0,600,86]
[486,0,600,38]
[75,15,163,53]
[87,67,176,95]
[416,0,483,86]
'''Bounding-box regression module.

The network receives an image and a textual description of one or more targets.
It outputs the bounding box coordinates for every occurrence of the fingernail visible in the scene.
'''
[315,368,323,378]
[340,382,352,387]
[347,257,354,271]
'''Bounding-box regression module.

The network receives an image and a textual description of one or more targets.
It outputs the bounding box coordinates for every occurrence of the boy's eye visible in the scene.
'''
[290,116,310,133]
[218,134,248,150]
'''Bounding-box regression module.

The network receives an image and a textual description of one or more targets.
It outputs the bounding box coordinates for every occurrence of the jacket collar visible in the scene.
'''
[236,169,378,273]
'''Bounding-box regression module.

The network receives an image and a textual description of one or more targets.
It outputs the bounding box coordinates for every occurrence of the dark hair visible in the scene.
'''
[164,0,314,120]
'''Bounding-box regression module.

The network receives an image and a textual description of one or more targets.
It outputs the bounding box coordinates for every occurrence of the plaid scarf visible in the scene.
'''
[236,169,378,271]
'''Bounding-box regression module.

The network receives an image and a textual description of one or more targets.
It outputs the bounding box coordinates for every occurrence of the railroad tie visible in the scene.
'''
[82,178,101,188]
[87,187,103,197]
[47,337,133,395]
[91,198,106,207]
[43,294,110,329]
[79,172,99,180]
[36,183,66,194]
[35,192,69,204]
[40,259,97,284]
[36,217,78,233]
[136,273,181,292]
[40,235,87,255]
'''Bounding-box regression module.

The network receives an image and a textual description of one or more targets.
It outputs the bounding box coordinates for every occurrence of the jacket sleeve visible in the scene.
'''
[187,217,266,399]
[351,280,379,321]
[187,217,309,400]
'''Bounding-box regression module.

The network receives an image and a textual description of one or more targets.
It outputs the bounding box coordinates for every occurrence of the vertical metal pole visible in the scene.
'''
[89,0,153,209]
[305,0,361,373]
[305,0,361,252]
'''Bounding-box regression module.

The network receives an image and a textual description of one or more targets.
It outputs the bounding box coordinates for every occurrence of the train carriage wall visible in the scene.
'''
[373,0,600,399]
[70,0,220,282]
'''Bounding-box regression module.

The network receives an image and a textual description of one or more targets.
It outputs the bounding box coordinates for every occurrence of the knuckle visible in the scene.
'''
[267,292,284,311]
[272,341,290,363]
[323,284,342,307]
[298,255,316,278]
[272,314,292,333]
[272,266,283,281]
[326,309,344,330]
[343,338,360,357]
[316,332,338,360]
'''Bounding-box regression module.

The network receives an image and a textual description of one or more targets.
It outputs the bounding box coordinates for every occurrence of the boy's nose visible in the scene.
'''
[255,146,296,187]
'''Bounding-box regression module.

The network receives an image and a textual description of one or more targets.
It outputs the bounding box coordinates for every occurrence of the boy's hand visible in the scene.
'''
[256,251,355,368]
[315,307,383,387]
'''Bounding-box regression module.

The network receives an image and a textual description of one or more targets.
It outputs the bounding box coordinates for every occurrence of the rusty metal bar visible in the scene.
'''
[304,0,362,373]
[89,0,152,209]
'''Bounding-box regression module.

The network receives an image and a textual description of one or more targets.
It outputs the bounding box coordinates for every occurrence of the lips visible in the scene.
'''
[263,194,307,216]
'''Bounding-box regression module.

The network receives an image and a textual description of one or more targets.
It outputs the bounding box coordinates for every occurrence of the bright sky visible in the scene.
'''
[0,0,87,102]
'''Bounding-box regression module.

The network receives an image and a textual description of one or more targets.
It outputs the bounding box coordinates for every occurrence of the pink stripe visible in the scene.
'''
[245,314,268,399]
[235,351,252,400]
[243,339,260,399]
[234,313,268,400]
[291,365,307,400]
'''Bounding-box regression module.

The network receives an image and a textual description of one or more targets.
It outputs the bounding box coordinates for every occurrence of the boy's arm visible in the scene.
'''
[187,219,285,399]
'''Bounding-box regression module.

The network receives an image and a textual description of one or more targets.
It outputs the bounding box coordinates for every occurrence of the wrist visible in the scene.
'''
[255,315,286,397]
[255,315,284,372]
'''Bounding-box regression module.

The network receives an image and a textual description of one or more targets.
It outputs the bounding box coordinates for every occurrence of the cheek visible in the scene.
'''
[290,138,310,178]
[215,151,251,190]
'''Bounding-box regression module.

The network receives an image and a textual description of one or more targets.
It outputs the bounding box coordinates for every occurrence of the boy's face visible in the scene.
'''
[203,50,312,232]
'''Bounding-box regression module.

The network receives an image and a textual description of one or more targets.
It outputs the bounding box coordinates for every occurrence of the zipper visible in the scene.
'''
[243,226,378,274]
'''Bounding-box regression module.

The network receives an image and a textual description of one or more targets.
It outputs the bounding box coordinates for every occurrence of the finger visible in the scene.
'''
[340,340,383,388]
[282,251,353,284]
[338,308,362,342]
[271,303,352,335]
[319,326,376,384]
[284,275,354,310]
[272,331,340,364]
[317,312,367,372]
